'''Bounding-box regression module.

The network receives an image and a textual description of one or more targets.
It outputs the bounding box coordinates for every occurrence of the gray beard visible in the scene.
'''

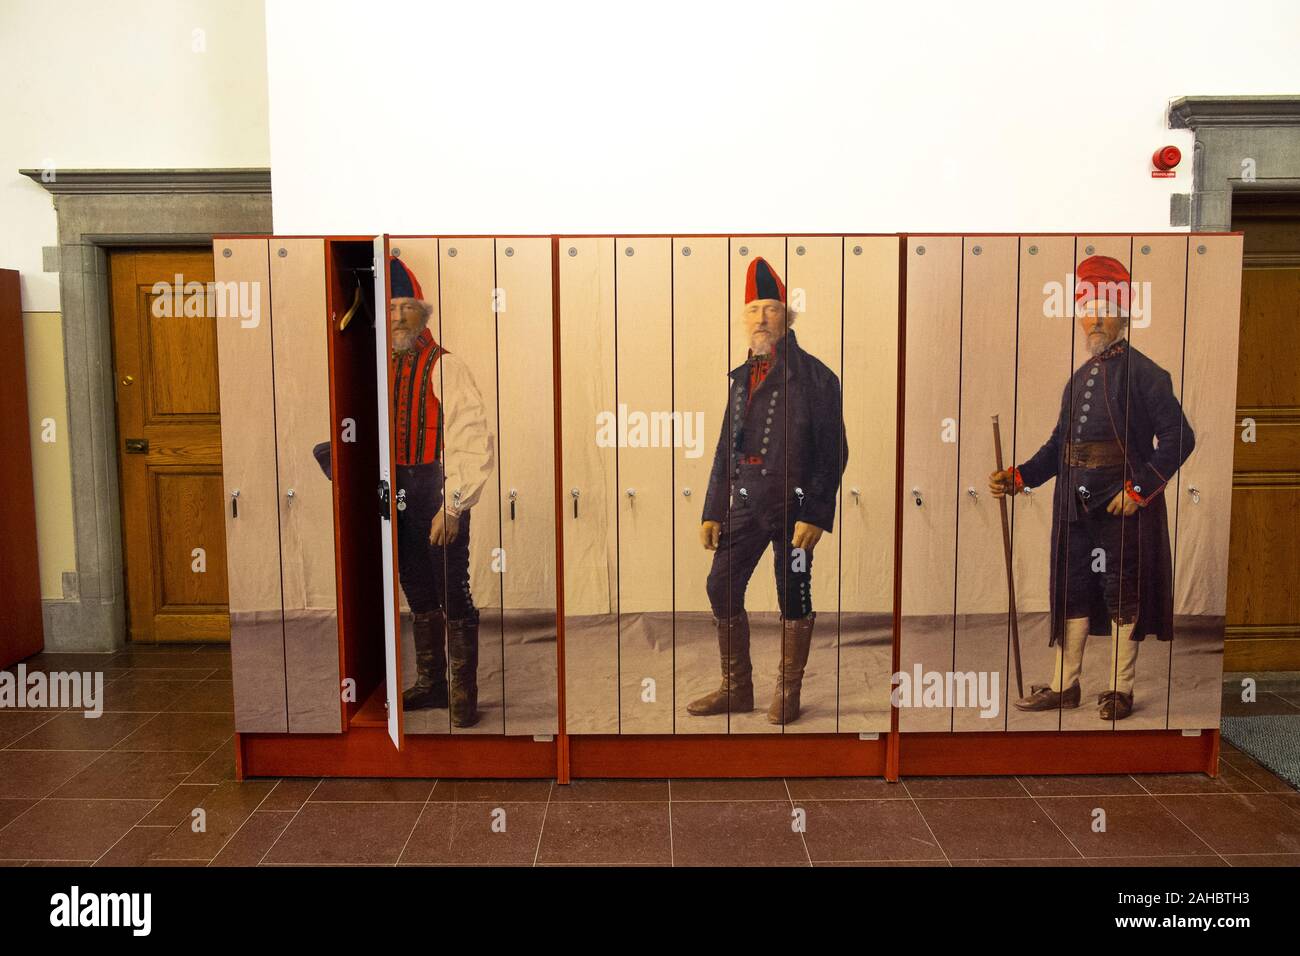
[1087,331,1119,357]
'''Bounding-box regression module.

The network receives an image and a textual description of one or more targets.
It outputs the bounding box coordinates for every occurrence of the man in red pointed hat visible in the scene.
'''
[388,254,495,727]
[691,255,848,725]
[989,254,1193,721]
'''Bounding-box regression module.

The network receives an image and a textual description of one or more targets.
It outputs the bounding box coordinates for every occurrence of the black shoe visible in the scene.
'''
[1014,681,1081,712]
[1098,690,1133,720]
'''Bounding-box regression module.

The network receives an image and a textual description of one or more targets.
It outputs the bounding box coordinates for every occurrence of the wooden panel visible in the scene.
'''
[145,295,220,420]
[899,237,962,732]
[838,237,898,734]
[784,236,843,735]
[1169,235,1243,730]
[672,237,729,735]
[155,470,228,607]
[496,237,559,735]
[615,237,673,734]
[1226,486,1300,627]
[1006,236,1076,732]
[1236,268,1300,408]
[214,238,286,733]
[729,238,787,736]
[270,238,341,734]
[559,238,618,734]
[952,237,1018,732]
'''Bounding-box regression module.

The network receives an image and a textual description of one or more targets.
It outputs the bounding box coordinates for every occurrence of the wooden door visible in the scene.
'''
[110,249,229,643]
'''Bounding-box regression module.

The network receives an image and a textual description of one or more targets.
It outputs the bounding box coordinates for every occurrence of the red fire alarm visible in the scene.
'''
[1151,145,1181,179]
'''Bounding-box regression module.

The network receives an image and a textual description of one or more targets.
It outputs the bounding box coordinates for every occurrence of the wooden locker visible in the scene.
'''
[1006,236,1077,733]
[615,237,674,734]
[952,237,1018,732]
[728,237,787,735]
[215,238,286,733]
[1169,235,1244,730]
[672,236,730,735]
[496,237,559,736]
[783,236,843,735]
[899,237,962,733]
[838,237,898,734]
[269,238,342,733]
[433,237,504,737]
[559,238,619,734]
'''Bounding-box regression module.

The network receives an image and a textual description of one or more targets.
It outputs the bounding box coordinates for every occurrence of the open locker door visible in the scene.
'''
[375,236,404,749]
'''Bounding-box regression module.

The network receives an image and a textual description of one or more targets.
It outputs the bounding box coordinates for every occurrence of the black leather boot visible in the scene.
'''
[402,610,448,710]
[447,617,480,728]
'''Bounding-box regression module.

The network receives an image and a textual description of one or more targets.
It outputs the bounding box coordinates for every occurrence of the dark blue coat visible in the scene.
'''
[1017,339,1193,643]
[701,329,848,533]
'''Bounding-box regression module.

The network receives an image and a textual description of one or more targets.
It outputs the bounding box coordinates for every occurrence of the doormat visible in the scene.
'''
[1220,715,1300,790]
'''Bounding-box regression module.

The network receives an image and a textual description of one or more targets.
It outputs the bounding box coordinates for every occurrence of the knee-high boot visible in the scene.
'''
[687,612,754,716]
[447,616,480,728]
[767,614,815,725]
[403,610,448,710]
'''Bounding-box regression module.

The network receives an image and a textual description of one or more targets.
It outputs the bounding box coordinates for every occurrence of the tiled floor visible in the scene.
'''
[2,646,1299,866]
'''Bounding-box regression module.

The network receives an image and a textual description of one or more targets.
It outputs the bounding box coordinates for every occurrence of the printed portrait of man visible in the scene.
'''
[691,256,848,725]
[989,255,1194,721]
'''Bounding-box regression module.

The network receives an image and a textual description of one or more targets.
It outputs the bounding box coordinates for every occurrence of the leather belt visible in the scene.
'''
[1066,441,1126,468]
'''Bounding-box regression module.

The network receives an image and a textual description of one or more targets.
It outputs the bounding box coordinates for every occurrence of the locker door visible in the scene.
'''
[1007,236,1077,732]
[432,238,504,737]
[496,237,559,736]
[1060,236,1134,732]
[1114,235,1188,730]
[728,237,787,735]
[899,237,962,732]
[672,237,729,735]
[952,237,1018,732]
[269,238,342,733]
[839,237,899,734]
[559,238,619,734]
[615,237,674,734]
[783,236,844,734]
[375,236,402,748]
[215,238,286,733]
[1169,235,1243,729]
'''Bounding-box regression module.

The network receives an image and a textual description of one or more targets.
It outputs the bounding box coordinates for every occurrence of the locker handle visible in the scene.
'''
[509,488,517,520]
[967,486,979,502]
[850,487,861,503]
[625,488,636,507]
[286,488,296,506]
[571,487,580,518]
[911,487,922,508]
[231,489,240,518]
[1189,485,1201,504]
[682,487,692,498]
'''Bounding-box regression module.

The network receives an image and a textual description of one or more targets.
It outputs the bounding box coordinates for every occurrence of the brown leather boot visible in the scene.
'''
[687,613,754,716]
[402,610,448,710]
[1098,690,1133,721]
[768,614,815,725]
[447,617,480,728]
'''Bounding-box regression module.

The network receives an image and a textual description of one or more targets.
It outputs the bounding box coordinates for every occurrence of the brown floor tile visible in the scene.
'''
[904,776,1030,799]
[1134,763,1264,795]
[211,811,295,866]
[185,738,237,784]
[816,859,950,867]
[51,750,209,800]
[150,780,276,861]
[262,802,424,865]
[101,667,218,682]
[1036,795,1211,858]
[109,648,211,669]
[0,799,154,861]
[1081,855,1228,867]
[310,778,434,802]
[1223,853,1300,866]
[918,797,1081,861]
[94,825,176,867]
[536,802,671,865]
[431,779,552,802]
[1220,692,1299,716]
[6,711,155,751]
[15,652,117,673]
[261,779,319,811]
[166,680,235,713]
[1016,775,1146,797]
[98,678,188,712]
[114,713,234,752]
[669,778,790,801]
[0,798,37,830]
[1156,793,1300,855]
[951,858,1093,867]
[785,777,902,800]
[0,750,101,798]
[1220,754,1298,793]
[671,800,809,866]
[549,779,669,802]
[137,784,219,827]
[0,713,55,747]
[400,801,546,865]
[800,799,946,863]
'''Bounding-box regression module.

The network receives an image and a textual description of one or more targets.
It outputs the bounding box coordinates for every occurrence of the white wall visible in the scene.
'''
[267,0,1300,236]
[0,0,270,311]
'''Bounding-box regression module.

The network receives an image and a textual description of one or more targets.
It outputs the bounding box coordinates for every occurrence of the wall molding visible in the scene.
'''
[20,168,271,196]
[1169,96,1300,129]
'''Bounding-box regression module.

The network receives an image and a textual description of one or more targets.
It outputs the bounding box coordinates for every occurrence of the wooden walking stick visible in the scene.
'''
[992,414,1023,698]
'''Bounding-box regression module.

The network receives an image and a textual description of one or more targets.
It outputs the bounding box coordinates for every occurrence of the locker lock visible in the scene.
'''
[509,488,517,521]
[1189,486,1201,504]
[911,487,922,507]
[1077,485,1091,501]
[625,488,636,506]
[681,487,692,498]
[737,487,749,501]
[230,489,240,518]
[967,486,979,501]
[396,488,407,512]
[286,488,296,505]
[850,487,861,503]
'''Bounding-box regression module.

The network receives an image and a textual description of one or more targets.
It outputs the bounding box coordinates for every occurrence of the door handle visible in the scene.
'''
[125,438,149,454]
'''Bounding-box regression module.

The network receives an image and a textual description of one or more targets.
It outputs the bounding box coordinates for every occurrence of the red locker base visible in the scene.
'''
[566,734,889,779]
[237,731,557,779]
